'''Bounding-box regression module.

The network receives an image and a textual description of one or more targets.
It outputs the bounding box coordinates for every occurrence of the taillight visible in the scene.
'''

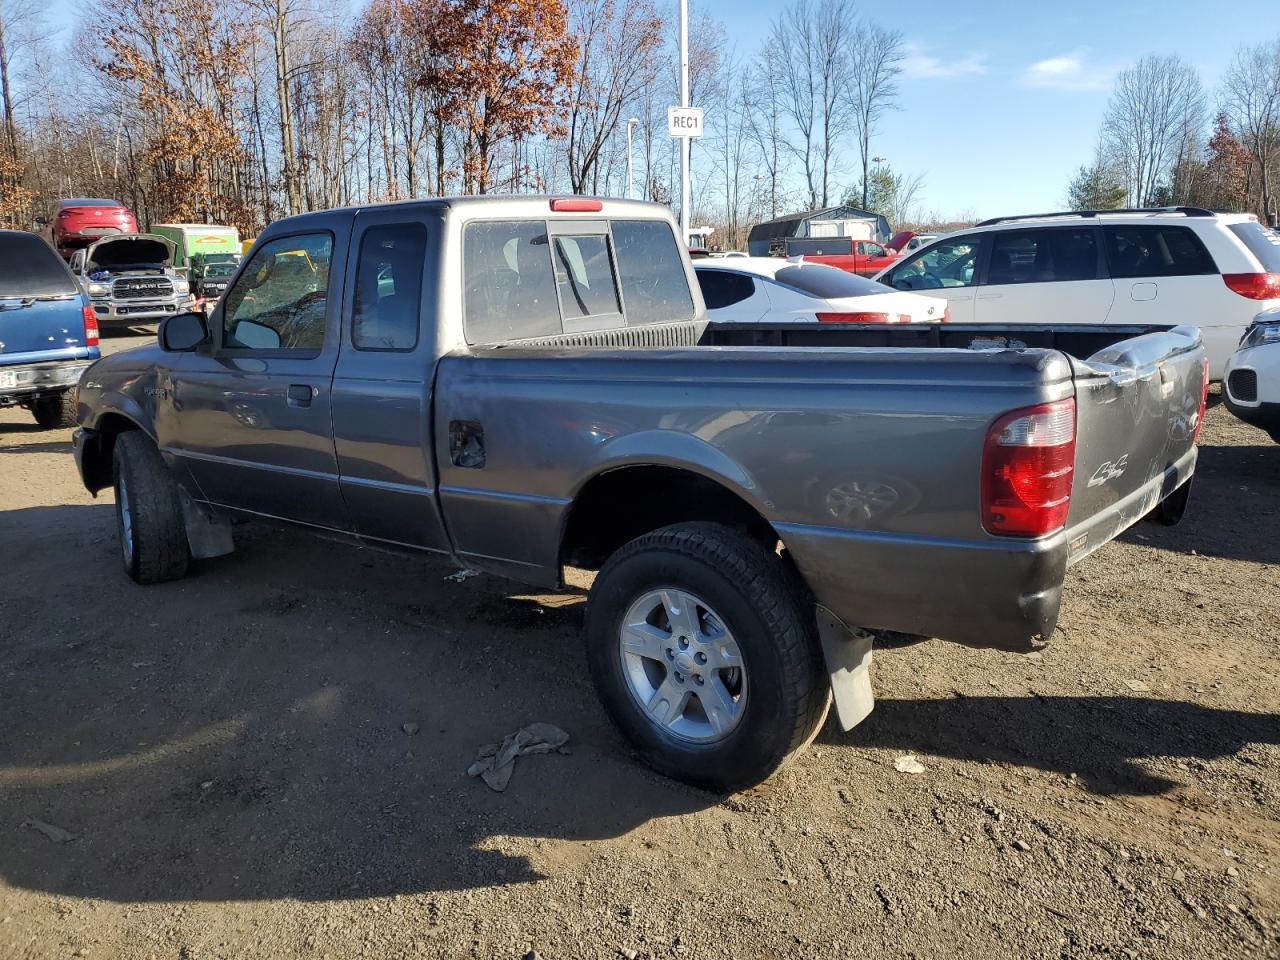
[981,398,1076,537]
[82,305,100,347]
[1222,273,1280,300]
[815,311,912,323]
[1193,356,1209,442]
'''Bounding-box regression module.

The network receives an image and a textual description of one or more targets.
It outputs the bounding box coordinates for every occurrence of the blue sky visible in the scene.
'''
[703,0,1274,218]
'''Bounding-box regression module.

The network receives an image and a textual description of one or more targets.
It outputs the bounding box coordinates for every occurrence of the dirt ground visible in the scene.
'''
[1,331,1277,959]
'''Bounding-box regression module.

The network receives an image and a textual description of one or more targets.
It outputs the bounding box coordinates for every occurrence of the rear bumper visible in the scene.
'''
[777,447,1197,653]
[0,359,92,403]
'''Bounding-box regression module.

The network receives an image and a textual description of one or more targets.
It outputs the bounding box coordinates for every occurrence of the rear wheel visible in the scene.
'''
[31,391,77,429]
[585,522,829,793]
[113,432,189,584]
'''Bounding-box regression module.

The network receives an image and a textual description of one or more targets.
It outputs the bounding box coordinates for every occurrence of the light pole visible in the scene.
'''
[679,0,690,239]
[626,117,639,200]
[865,156,888,209]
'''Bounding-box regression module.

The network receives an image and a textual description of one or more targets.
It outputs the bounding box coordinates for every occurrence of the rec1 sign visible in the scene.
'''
[667,106,704,138]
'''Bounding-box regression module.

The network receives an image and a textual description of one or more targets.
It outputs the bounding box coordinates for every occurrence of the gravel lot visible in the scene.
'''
[1,331,1277,959]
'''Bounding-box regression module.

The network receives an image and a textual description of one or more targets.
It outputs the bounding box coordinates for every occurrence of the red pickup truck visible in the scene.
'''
[783,237,899,276]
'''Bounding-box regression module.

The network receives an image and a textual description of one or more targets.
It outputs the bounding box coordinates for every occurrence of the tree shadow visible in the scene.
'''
[824,694,1279,796]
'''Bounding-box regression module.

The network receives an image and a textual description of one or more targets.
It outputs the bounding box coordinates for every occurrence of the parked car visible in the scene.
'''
[68,234,193,328]
[151,223,241,278]
[1223,309,1280,443]
[888,230,938,254]
[695,257,947,323]
[0,230,100,428]
[783,236,899,276]
[189,252,240,302]
[874,208,1280,380]
[44,198,138,260]
[73,196,1205,792]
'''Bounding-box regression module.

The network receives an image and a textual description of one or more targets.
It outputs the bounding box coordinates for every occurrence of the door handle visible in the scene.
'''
[287,384,314,407]
[976,292,1003,300]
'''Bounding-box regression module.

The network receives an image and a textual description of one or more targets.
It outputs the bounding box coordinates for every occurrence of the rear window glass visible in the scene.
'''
[611,220,695,325]
[463,221,561,344]
[785,237,853,256]
[773,264,890,299]
[552,234,621,320]
[1228,222,1280,273]
[0,232,79,298]
[1103,225,1216,278]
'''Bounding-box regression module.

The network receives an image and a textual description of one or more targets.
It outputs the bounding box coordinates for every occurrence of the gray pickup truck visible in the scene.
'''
[73,197,1207,791]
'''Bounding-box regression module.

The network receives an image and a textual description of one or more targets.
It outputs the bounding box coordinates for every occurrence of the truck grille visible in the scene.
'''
[1228,368,1258,403]
[114,277,173,300]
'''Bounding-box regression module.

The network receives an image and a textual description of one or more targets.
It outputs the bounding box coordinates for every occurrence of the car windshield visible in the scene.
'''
[772,264,890,298]
[1229,222,1280,273]
[0,233,80,298]
[206,264,236,277]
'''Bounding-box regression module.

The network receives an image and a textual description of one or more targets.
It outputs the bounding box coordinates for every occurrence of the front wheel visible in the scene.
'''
[584,522,829,793]
[113,432,190,584]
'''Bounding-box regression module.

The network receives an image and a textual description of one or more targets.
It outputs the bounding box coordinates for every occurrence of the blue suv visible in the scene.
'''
[0,229,100,428]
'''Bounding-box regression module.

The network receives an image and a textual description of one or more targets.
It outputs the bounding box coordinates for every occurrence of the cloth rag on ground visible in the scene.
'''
[467,722,570,792]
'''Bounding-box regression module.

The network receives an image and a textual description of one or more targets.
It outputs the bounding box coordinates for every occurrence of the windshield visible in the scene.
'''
[1229,222,1280,273]
[206,263,236,277]
[0,232,80,298]
[772,264,890,298]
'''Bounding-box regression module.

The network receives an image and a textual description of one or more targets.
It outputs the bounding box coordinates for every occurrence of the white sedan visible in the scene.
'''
[1224,310,1280,443]
[694,257,948,324]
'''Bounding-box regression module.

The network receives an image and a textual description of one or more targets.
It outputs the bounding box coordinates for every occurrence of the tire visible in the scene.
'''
[31,391,78,429]
[584,522,830,793]
[1148,478,1193,526]
[1269,430,1280,446]
[112,431,190,584]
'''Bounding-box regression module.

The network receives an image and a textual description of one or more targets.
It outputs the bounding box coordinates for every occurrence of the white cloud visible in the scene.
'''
[902,44,988,80]
[1021,49,1115,91]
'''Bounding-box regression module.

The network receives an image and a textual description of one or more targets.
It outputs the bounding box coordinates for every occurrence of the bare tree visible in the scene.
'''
[746,43,786,220]
[1222,37,1280,225]
[564,0,662,194]
[1101,54,1206,207]
[846,19,902,211]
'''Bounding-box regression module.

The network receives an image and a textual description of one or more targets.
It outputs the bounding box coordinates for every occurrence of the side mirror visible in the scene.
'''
[159,311,210,352]
[230,319,281,350]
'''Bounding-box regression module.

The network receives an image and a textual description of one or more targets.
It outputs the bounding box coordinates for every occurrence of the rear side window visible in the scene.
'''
[552,234,621,321]
[463,221,560,344]
[773,264,889,299]
[696,269,756,309]
[1228,222,1280,272]
[352,222,426,351]
[0,233,79,298]
[988,228,1099,284]
[1104,225,1216,278]
[611,220,695,325]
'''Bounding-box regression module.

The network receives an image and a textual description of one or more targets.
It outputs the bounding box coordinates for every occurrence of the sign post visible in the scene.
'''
[678,0,690,240]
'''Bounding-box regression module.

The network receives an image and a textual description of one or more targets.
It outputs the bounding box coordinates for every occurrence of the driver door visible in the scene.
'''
[880,233,986,322]
[169,221,352,530]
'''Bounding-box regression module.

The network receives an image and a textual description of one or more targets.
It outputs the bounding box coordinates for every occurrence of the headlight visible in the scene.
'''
[87,282,111,297]
[1241,321,1280,349]
[172,279,190,295]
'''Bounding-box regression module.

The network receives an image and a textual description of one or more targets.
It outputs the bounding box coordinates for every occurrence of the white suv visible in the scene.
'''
[1223,309,1280,443]
[873,208,1280,380]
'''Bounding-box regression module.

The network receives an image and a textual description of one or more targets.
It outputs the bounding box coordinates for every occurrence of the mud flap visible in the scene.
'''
[179,489,235,559]
[815,606,875,731]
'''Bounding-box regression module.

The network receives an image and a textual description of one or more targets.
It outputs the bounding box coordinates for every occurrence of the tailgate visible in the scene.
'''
[1063,324,1204,563]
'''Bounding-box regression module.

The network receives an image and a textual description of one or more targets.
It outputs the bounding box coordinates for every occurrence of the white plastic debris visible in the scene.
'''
[893,755,926,775]
[444,568,482,583]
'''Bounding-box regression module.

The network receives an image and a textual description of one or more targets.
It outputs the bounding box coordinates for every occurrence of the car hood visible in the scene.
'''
[85,234,175,269]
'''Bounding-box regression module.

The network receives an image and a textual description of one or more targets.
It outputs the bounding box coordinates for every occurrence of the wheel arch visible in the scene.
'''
[81,409,151,493]
[559,462,784,572]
